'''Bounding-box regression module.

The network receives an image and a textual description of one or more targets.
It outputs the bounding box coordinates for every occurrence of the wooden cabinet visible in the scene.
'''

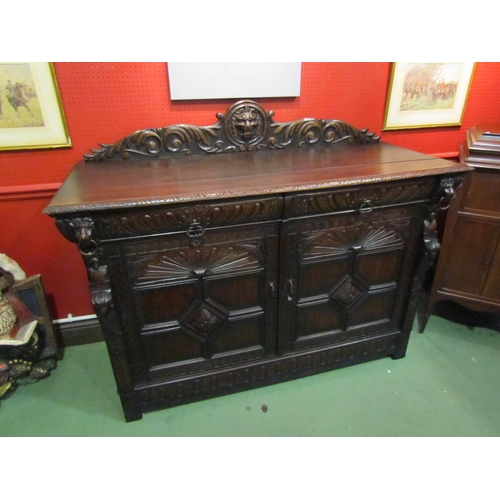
[45,101,470,421]
[421,124,500,330]
[278,183,432,358]
[105,212,281,385]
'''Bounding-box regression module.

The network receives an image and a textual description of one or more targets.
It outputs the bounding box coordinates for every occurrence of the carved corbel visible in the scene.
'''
[437,174,466,210]
[55,216,112,315]
[417,173,466,277]
[416,173,466,283]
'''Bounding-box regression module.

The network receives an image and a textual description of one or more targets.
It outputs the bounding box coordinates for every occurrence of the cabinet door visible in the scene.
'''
[441,216,500,296]
[482,234,500,299]
[441,216,500,300]
[279,206,424,353]
[105,223,279,384]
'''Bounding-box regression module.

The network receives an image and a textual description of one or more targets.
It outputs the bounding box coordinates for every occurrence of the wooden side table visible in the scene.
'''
[420,123,500,331]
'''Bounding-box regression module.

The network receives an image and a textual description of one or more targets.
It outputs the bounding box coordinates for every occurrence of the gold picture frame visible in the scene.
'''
[383,62,475,131]
[0,62,71,151]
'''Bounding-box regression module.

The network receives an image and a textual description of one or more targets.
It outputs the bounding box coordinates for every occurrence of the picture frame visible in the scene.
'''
[11,274,59,356]
[383,62,476,131]
[0,62,71,151]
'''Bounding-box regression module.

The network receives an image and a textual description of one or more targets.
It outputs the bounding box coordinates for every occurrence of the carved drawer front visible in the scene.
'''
[94,195,284,240]
[284,178,435,219]
[279,204,425,354]
[104,222,280,385]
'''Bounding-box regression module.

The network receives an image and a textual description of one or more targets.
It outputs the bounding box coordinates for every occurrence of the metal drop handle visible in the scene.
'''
[359,202,373,213]
[287,279,294,302]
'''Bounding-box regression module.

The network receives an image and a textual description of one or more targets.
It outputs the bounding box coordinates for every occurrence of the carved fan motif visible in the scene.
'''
[135,245,262,285]
[301,225,403,259]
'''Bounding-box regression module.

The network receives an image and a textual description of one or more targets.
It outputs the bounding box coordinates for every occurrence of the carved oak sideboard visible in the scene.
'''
[45,100,471,421]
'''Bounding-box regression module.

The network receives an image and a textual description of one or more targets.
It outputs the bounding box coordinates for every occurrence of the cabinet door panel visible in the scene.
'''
[463,171,500,215]
[137,281,199,325]
[298,256,351,299]
[441,218,498,296]
[143,328,203,366]
[106,223,279,383]
[296,300,343,338]
[205,273,261,310]
[479,233,500,299]
[355,249,401,286]
[347,289,397,327]
[280,206,422,353]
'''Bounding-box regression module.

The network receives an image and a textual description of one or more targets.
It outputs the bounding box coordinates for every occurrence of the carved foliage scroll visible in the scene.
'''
[84,100,380,161]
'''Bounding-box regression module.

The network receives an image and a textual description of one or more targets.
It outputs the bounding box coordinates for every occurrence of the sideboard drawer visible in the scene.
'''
[284,178,435,219]
[94,195,284,240]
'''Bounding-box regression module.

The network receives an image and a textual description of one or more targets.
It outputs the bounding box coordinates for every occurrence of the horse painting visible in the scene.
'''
[6,83,33,117]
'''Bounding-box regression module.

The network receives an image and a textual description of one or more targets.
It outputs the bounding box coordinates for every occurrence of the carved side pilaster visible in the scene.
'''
[55,215,136,392]
[398,173,466,347]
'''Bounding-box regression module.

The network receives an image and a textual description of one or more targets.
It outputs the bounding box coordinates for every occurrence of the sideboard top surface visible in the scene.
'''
[45,142,471,215]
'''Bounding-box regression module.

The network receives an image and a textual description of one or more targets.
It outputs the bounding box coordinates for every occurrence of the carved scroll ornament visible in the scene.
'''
[84,100,380,161]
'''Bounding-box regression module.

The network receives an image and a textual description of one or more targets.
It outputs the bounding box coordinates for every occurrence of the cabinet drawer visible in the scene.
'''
[94,195,284,240]
[284,178,435,219]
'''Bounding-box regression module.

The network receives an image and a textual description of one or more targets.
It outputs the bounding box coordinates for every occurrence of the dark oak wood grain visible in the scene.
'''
[45,143,469,215]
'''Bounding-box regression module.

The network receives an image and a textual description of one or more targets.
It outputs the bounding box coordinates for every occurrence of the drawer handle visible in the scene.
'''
[359,202,373,213]
[287,279,294,302]
[78,239,98,256]
[187,221,205,246]
[438,196,452,210]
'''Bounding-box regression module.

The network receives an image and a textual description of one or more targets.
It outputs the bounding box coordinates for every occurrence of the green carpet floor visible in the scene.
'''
[2,312,500,437]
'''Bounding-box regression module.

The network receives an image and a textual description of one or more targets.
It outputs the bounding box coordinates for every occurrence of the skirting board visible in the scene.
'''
[53,316,103,348]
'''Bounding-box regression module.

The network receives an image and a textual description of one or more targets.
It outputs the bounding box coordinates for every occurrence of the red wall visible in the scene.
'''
[2,62,500,319]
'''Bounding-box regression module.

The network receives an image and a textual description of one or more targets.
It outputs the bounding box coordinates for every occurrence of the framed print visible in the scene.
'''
[11,274,58,354]
[383,62,475,131]
[0,62,71,150]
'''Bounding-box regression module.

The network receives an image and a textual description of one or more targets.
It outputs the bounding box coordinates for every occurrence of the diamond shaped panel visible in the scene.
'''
[330,276,366,307]
[181,301,228,339]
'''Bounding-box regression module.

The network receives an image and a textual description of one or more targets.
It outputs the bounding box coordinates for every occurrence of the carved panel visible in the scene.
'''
[300,223,404,259]
[287,179,435,218]
[332,277,365,307]
[183,303,226,337]
[84,100,380,161]
[94,196,283,239]
[132,244,263,286]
